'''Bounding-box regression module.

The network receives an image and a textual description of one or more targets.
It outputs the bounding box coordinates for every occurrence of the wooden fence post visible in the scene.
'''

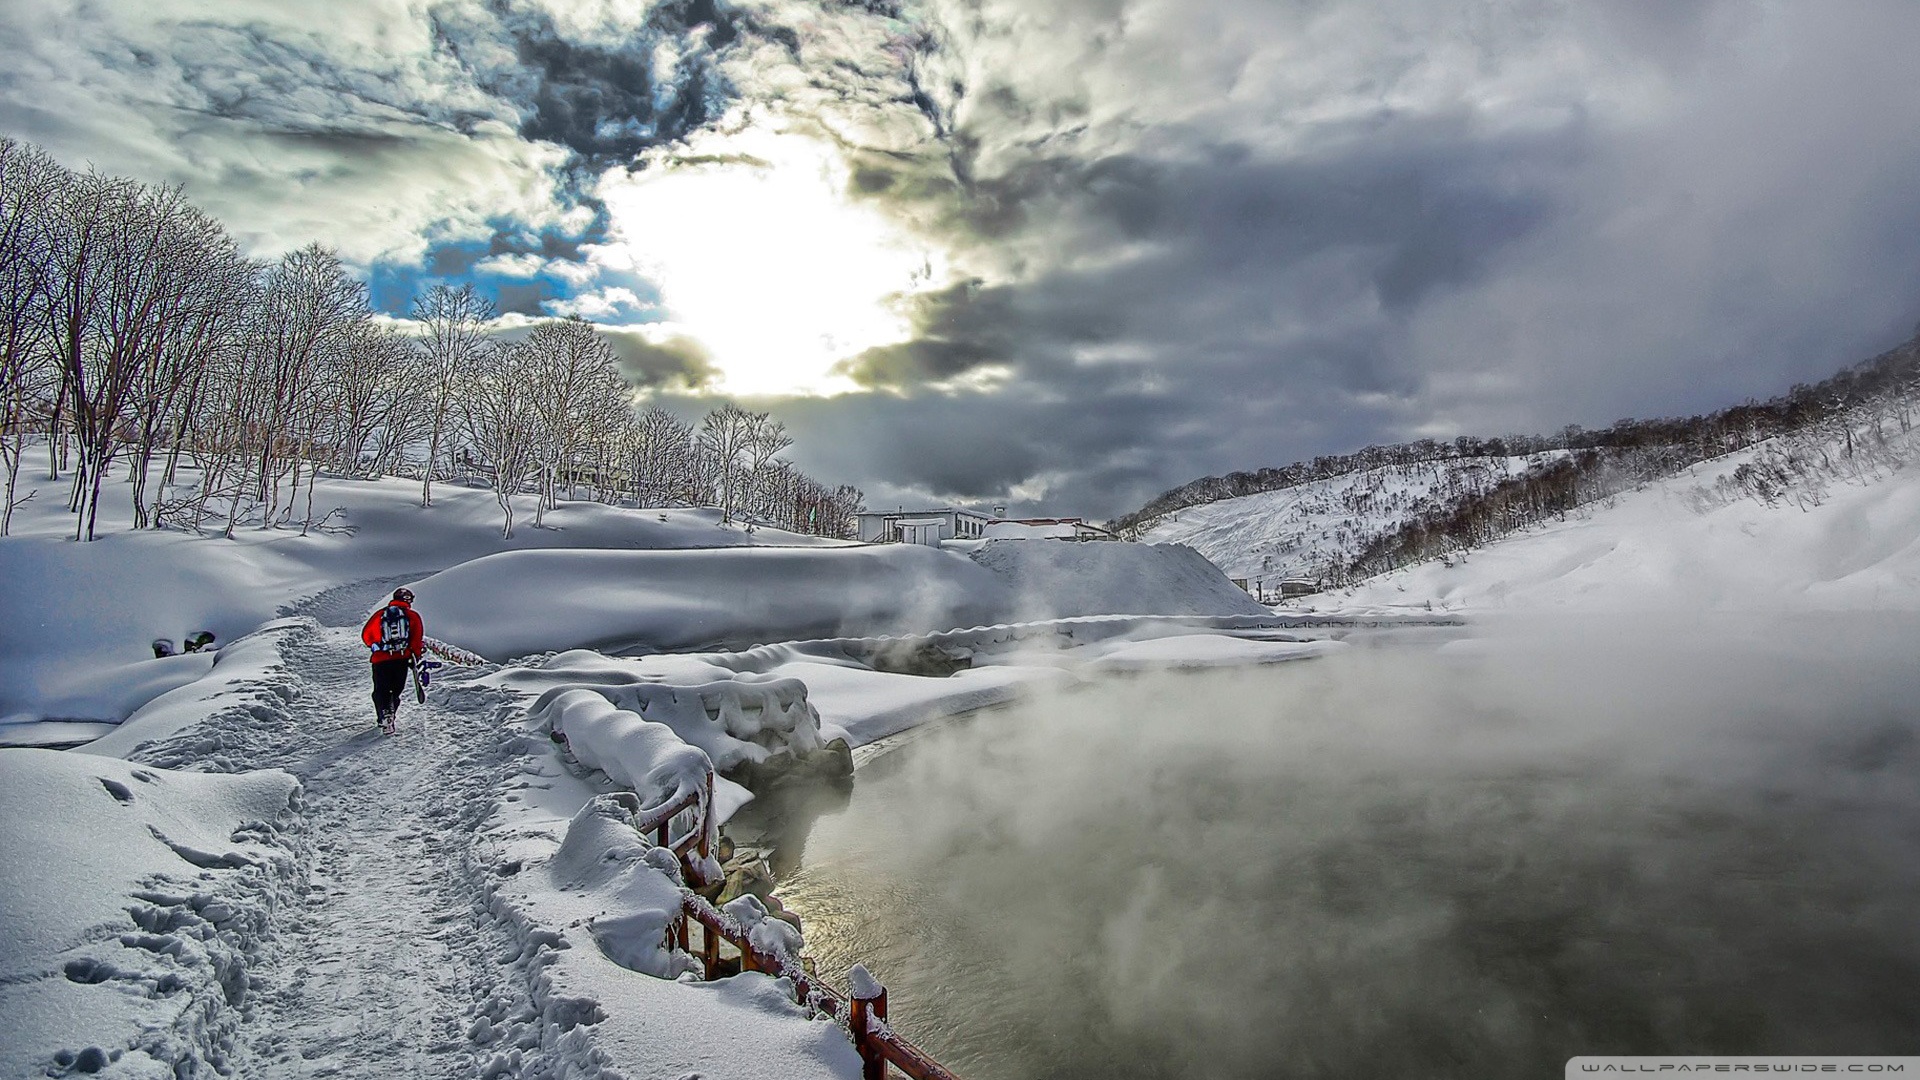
[699,767,714,866]
[851,968,887,1080]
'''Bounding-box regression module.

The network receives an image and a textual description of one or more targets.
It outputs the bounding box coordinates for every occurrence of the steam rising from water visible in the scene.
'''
[780,615,1920,1079]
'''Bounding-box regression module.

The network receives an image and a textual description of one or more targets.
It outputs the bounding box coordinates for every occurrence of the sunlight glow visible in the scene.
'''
[593,125,945,396]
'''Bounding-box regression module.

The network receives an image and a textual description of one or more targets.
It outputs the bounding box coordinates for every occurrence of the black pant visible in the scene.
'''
[371,657,410,718]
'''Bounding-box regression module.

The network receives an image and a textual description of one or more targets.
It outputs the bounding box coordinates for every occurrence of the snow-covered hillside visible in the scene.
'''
[1140,452,1564,584]
[1311,416,1920,614]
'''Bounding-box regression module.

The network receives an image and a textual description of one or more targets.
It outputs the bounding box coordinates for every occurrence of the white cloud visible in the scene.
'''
[545,286,649,320]
[0,0,569,265]
[474,252,551,278]
[592,117,954,397]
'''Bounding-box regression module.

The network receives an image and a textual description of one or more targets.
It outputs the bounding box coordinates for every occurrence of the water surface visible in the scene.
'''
[779,615,1920,1079]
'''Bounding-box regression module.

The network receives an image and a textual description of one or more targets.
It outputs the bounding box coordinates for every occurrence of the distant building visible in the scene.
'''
[856,507,992,545]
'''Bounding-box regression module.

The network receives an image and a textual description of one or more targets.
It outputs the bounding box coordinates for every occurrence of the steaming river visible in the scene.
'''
[772,615,1920,1079]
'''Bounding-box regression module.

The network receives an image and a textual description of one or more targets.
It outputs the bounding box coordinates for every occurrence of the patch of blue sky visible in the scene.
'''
[368,229,665,324]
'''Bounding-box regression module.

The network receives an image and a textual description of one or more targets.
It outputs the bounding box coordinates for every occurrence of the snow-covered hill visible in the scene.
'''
[1139,452,1565,584]
[1309,415,1920,614]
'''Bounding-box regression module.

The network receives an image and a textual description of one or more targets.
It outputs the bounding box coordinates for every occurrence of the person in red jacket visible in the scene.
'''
[361,587,424,734]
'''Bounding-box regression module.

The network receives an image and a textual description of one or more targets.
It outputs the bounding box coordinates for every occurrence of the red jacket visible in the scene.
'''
[362,600,424,662]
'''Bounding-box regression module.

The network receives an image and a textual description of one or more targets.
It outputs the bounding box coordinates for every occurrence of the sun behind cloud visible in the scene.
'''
[591,122,948,397]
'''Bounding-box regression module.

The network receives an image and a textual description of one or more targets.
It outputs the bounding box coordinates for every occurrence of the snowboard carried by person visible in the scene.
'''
[410,656,442,704]
[361,587,424,735]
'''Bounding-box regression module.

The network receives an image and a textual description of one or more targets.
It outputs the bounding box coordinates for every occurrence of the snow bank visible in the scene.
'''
[416,544,1013,660]
[494,612,1354,754]
[982,520,1077,539]
[74,620,306,760]
[412,537,1267,663]
[508,654,853,826]
[543,794,702,977]
[968,539,1270,619]
[474,730,863,1079]
[0,749,301,1078]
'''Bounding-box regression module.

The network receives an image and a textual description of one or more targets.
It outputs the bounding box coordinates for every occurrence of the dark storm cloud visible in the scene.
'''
[763,0,1920,516]
[598,328,721,392]
[491,280,556,316]
[836,113,1565,416]
[833,279,1011,386]
[429,0,739,171]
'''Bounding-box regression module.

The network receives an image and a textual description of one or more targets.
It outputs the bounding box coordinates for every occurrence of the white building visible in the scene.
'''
[855,507,993,545]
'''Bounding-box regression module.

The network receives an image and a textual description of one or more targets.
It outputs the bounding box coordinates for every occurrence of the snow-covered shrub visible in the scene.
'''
[519,658,828,773]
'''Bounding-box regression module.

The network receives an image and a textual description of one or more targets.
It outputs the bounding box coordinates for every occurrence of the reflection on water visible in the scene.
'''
[778,615,1920,1080]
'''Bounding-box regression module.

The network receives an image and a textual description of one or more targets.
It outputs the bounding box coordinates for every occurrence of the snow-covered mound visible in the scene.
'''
[968,539,1270,619]
[1315,429,1920,613]
[0,749,300,1078]
[418,539,1268,663]
[417,544,1014,660]
[1139,453,1564,583]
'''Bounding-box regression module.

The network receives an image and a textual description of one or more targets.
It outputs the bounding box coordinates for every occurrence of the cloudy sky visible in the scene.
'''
[6,0,1920,518]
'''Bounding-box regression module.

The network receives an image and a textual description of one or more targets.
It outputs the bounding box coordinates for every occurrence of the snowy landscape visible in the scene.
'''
[8,1,1920,1077]
[6,374,1920,1077]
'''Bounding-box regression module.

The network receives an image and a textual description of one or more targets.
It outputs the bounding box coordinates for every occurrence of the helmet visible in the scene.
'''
[393,588,415,603]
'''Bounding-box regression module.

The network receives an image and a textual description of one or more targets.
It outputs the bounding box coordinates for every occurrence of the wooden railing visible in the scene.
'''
[633,768,962,1080]
[677,892,961,1080]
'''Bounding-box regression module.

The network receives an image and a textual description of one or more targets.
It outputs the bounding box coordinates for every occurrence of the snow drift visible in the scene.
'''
[0,749,301,1078]
[0,442,847,728]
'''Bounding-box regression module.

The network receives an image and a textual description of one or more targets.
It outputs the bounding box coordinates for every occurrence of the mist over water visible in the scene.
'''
[778,614,1920,1079]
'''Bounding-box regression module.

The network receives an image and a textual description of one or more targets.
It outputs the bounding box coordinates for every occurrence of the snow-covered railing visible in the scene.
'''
[675,892,961,1080]
[631,766,715,873]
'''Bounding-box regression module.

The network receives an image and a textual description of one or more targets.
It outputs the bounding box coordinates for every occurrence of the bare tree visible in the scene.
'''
[0,138,64,534]
[513,317,625,517]
[125,207,252,529]
[697,402,757,524]
[412,284,494,507]
[317,320,412,478]
[56,176,208,540]
[743,414,793,524]
[461,346,544,538]
[251,245,367,532]
[627,404,692,506]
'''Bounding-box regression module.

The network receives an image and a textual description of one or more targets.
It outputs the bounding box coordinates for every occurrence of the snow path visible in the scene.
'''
[126,579,553,1079]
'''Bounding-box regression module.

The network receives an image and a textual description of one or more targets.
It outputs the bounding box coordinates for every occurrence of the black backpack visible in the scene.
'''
[378,604,410,651]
